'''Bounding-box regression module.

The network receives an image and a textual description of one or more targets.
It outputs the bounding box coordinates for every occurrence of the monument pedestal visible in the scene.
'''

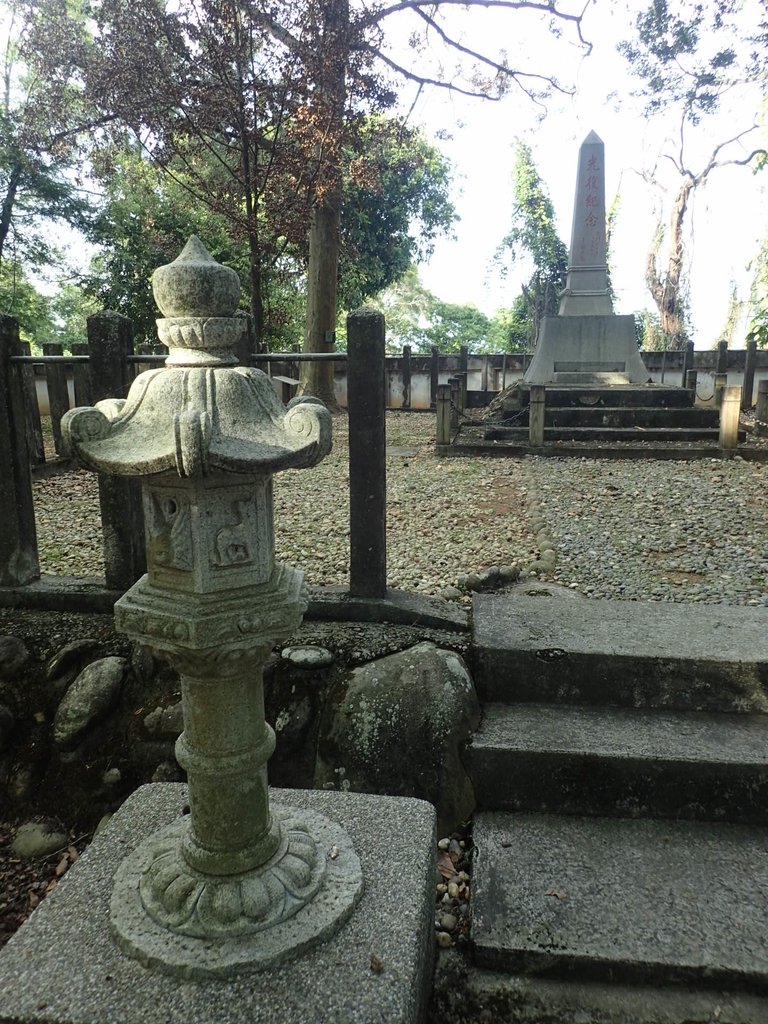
[0,785,436,1024]
[524,314,650,385]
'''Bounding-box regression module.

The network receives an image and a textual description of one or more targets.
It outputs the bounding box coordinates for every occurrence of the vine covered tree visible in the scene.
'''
[495,139,568,348]
[620,0,768,348]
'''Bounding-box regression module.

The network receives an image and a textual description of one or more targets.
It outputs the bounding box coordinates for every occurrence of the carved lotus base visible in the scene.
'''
[110,803,363,979]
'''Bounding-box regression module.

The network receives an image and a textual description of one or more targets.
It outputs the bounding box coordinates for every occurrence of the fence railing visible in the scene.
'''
[0,310,390,604]
[3,311,768,601]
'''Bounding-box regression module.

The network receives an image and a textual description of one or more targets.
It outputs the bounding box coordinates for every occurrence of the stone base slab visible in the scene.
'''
[0,785,436,1024]
[524,315,650,385]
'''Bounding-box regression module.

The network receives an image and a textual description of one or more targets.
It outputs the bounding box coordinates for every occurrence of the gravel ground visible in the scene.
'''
[32,411,767,606]
[526,456,768,605]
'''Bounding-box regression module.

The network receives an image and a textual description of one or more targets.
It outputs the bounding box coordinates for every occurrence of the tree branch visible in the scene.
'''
[409,6,574,97]
[358,0,591,51]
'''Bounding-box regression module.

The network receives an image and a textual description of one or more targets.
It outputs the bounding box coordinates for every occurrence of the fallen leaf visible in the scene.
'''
[54,857,69,878]
[544,888,567,900]
[370,955,383,973]
[437,852,454,880]
[67,846,79,862]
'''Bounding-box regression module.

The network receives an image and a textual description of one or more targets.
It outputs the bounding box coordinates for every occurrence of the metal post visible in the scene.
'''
[529,384,546,446]
[714,372,727,408]
[347,309,387,599]
[755,380,768,438]
[742,340,757,411]
[0,316,39,585]
[436,384,451,445]
[680,340,694,388]
[430,346,439,409]
[449,377,459,429]
[87,312,146,591]
[719,385,741,450]
[716,339,728,375]
[402,345,411,409]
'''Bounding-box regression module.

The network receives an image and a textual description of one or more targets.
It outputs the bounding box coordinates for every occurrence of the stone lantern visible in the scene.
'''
[61,237,362,978]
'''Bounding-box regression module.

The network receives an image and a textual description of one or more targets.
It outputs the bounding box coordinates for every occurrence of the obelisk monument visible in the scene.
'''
[524,131,650,384]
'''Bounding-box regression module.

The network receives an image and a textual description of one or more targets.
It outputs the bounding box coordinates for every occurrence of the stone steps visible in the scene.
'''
[469,702,768,824]
[485,425,737,443]
[521,385,697,409]
[471,811,768,991]
[537,407,718,428]
[464,595,768,1020]
[472,593,768,712]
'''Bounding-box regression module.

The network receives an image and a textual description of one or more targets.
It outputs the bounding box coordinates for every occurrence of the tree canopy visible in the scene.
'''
[19,0,591,397]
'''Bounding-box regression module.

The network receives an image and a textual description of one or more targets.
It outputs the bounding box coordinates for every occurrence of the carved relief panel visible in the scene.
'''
[145,473,275,593]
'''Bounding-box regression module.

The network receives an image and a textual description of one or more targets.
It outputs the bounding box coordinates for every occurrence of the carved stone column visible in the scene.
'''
[62,237,362,978]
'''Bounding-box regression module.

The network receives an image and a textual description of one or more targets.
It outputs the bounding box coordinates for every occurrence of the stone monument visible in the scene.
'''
[524,131,650,385]
[59,236,362,976]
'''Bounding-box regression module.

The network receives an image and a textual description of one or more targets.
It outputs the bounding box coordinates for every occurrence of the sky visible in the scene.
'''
[390,1,768,348]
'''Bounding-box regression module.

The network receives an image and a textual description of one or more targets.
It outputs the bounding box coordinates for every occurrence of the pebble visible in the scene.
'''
[281,645,334,668]
[436,931,453,948]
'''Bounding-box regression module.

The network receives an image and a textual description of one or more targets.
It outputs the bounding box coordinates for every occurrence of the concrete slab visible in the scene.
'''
[472,594,768,712]
[470,703,768,823]
[431,949,768,1024]
[471,811,768,990]
[308,586,468,633]
[0,785,436,1024]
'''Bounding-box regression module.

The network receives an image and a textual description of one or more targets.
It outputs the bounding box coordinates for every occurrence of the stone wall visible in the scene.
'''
[0,609,476,836]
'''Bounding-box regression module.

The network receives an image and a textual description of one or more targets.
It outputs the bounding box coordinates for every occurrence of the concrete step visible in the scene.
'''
[471,811,768,992]
[521,385,696,409]
[485,426,736,442]
[541,407,719,428]
[431,949,768,1024]
[472,594,768,712]
[469,703,768,824]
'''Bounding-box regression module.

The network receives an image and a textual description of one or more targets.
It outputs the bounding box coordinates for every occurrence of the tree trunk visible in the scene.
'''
[645,177,695,350]
[298,0,348,407]
[301,198,340,404]
[0,164,21,265]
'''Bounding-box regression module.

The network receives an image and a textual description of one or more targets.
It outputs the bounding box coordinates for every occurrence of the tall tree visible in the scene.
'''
[81,126,455,347]
[495,139,568,348]
[339,116,455,310]
[0,1,96,272]
[620,0,768,348]
[25,0,591,402]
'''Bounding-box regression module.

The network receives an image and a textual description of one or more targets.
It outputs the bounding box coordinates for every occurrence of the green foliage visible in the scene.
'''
[368,264,522,354]
[339,117,456,310]
[79,146,304,348]
[424,300,490,353]
[0,2,95,267]
[486,298,531,354]
[747,238,768,348]
[0,261,56,343]
[495,139,568,346]
[47,282,99,348]
[634,309,665,350]
[619,1,767,124]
